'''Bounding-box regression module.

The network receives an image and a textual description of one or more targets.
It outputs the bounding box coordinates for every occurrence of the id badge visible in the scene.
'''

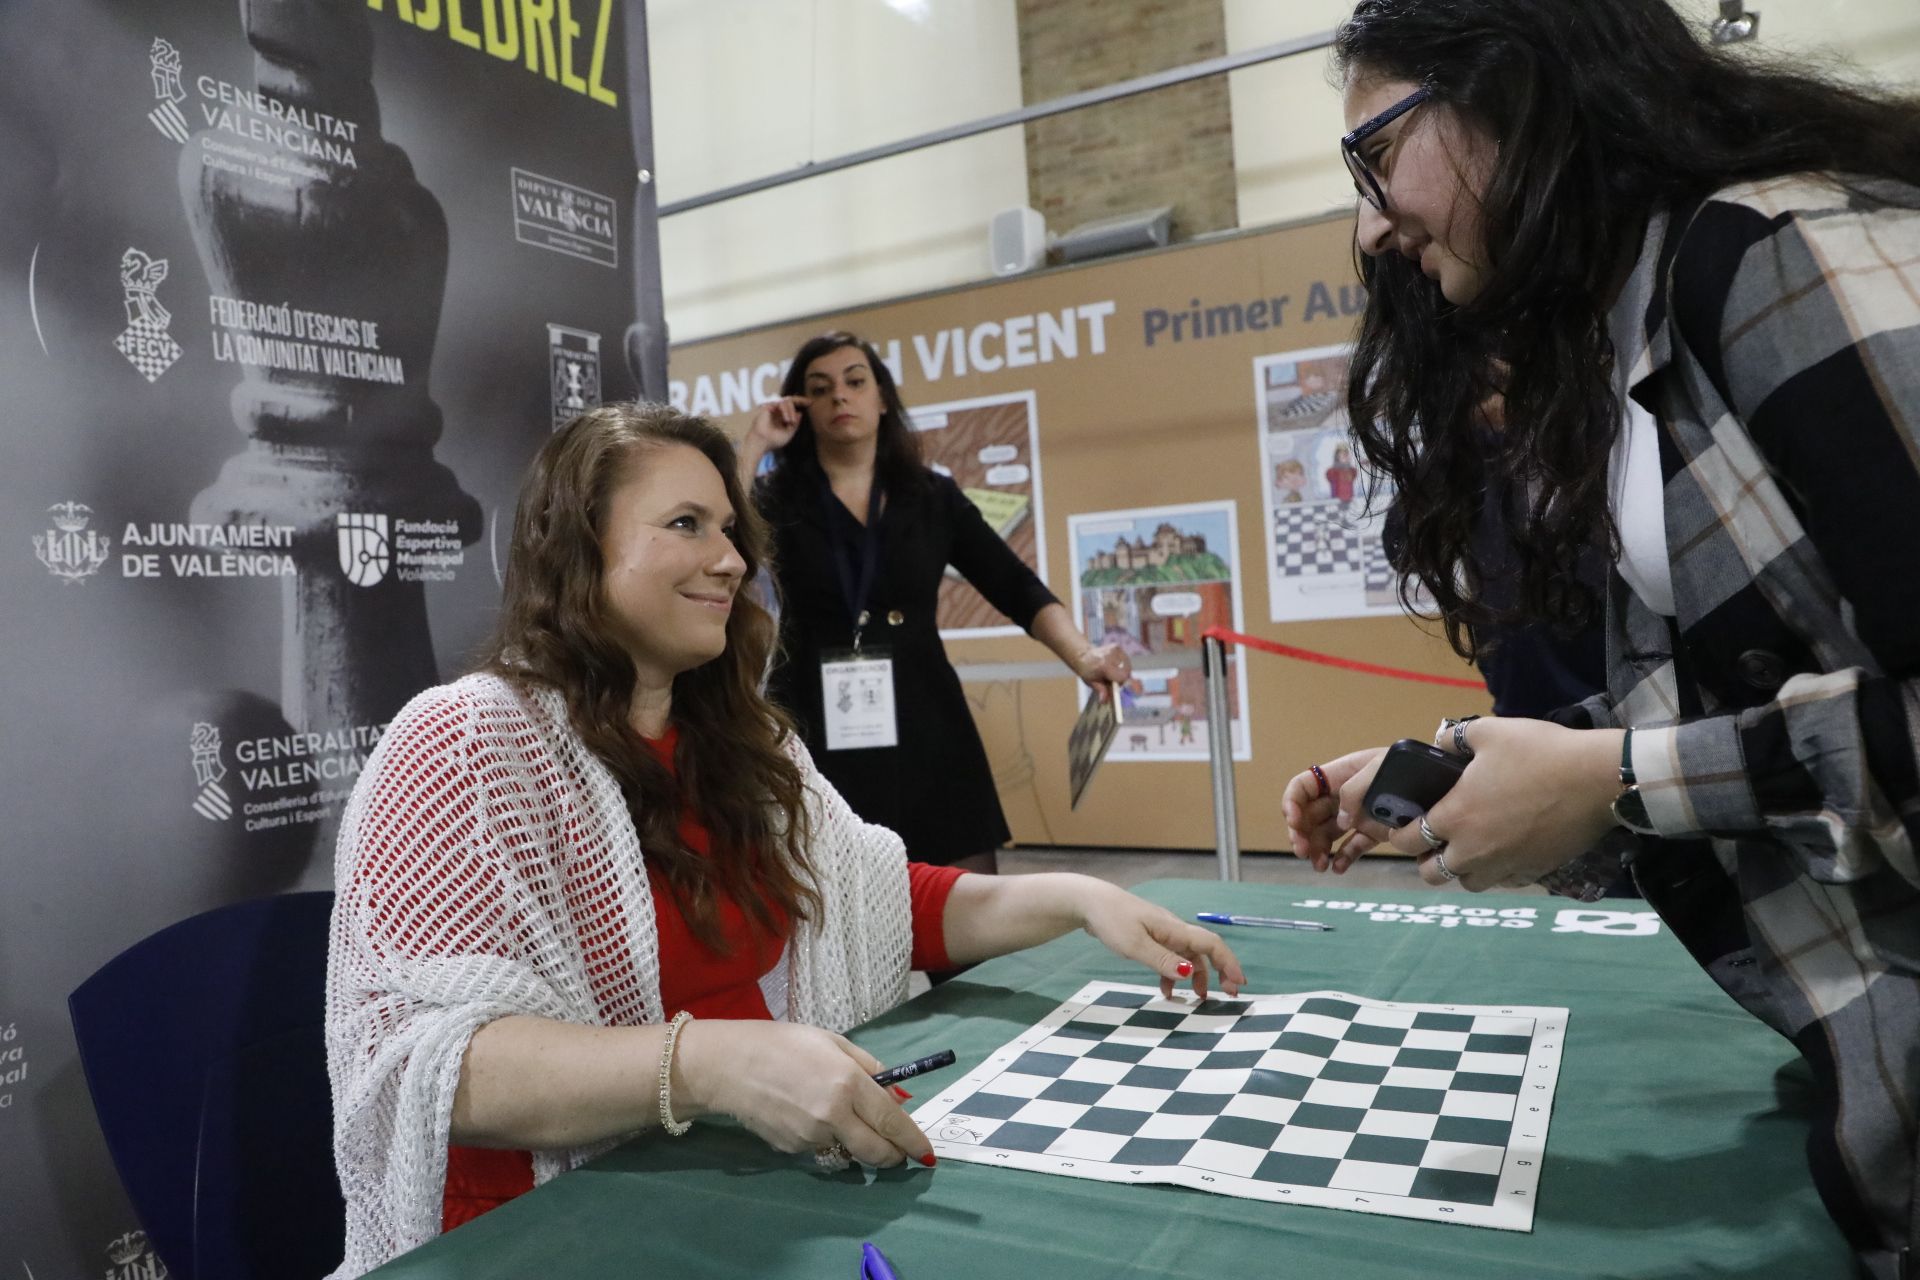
[821,646,898,751]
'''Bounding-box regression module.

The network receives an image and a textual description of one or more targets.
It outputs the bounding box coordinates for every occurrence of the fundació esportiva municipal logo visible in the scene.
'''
[548,323,601,431]
[115,248,182,382]
[147,38,190,144]
[338,512,390,587]
[189,722,231,822]
[33,502,111,583]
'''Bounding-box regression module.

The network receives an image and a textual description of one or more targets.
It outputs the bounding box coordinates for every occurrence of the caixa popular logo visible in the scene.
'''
[338,512,390,587]
[33,502,111,583]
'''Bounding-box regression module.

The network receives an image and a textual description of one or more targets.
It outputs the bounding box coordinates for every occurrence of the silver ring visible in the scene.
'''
[1432,847,1459,882]
[1418,815,1448,851]
[813,1141,852,1172]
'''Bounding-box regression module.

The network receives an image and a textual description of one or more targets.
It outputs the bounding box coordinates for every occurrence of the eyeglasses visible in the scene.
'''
[1341,86,1431,213]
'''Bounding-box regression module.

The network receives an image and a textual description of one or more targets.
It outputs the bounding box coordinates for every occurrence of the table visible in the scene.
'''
[366,879,1853,1279]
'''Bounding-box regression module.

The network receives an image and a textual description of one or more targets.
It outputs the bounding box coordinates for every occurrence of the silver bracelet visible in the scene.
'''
[657,1010,694,1136]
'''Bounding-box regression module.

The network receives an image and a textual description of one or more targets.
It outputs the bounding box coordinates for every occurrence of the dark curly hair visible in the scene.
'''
[1336,0,1920,658]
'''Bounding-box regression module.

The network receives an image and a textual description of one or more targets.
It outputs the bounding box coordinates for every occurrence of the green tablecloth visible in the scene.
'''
[367,879,1851,1279]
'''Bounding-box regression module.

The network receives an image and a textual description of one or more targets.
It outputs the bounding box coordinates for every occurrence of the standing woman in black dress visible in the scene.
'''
[739,332,1130,875]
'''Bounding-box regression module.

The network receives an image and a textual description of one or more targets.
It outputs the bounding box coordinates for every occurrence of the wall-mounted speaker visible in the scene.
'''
[990,206,1048,276]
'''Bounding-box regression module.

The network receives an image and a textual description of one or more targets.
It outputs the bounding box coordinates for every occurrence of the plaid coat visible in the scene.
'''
[1561,175,1920,1279]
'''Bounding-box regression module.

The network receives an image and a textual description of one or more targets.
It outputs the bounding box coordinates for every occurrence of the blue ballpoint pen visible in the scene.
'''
[861,1241,901,1280]
[1195,912,1333,932]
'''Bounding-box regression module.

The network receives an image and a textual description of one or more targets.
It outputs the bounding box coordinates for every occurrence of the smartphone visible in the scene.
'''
[1359,738,1467,829]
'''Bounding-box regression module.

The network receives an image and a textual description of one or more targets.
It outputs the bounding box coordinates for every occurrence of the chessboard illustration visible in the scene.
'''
[913,982,1566,1231]
[1271,502,1398,604]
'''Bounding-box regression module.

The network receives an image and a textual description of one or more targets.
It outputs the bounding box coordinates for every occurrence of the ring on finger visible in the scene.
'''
[1417,815,1448,852]
[1309,764,1330,799]
[1432,847,1459,882]
[813,1141,852,1172]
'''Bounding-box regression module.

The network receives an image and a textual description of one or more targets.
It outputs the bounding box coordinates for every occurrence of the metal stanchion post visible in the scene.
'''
[1203,635,1241,881]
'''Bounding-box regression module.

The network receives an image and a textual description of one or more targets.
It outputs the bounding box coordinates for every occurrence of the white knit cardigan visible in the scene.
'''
[323,673,912,1277]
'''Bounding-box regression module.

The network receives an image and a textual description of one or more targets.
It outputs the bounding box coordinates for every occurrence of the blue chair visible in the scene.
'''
[69,890,344,1280]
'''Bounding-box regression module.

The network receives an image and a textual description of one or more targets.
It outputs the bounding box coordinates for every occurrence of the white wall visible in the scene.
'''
[1224,0,1920,232]
[649,0,1028,343]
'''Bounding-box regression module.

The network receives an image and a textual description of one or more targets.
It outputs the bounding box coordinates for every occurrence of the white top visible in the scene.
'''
[1607,218,1678,618]
[324,672,913,1277]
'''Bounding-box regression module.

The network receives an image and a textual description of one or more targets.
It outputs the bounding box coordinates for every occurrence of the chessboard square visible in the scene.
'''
[1184,1138,1270,1179]
[1423,1140,1507,1176]
[1071,1006,1136,1028]
[1401,1029,1470,1052]
[1011,1099,1092,1129]
[1108,1025,1171,1048]
[1329,1041,1399,1067]
[1302,1079,1379,1110]
[1441,1090,1515,1121]
[990,1122,1067,1154]
[1373,1086,1447,1115]
[1255,1151,1341,1187]
[1330,1159,1421,1196]
[1341,1022,1407,1047]
[1276,1031,1340,1058]
[1318,1059,1389,1086]
[1140,1047,1209,1070]
[1269,1125,1354,1159]
[1410,1166,1501,1206]
[1044,1128,1133,1162]
[1470,1015,1537,1038]
[1010,1051,1079,1078]
[1138,1111,1216,1139]
[1216,1031,1277,1052]
[1113,1137,1196,1166]
[1432,1116,1512,1147]
[1358,1108,1439,1140]
[1222,1093,1299,1125]
[1245,1069,1314,1101]
[1202,1116,1285,1149]
[1052,1020,1117,1040]
[1257,1049,1329,1077]
[1181,1067,1252,1095]
[1412,1012,1476,1033]
[959,1092,1031,1120]
[1345,1134,1430,1166]
[1288,1103,1368,1133]
[1174,1016,1237,1035]
[1084,1040,1153,1064]
[1235,1014,1293,1033]
[1092,989,1153,1009]
[1040,1079,1116,1105]
[1286,1013,1352,1040]
[1452,1071,1523,1096]
[1382,1066,1456,1091]
[1299,997,1362,1021]
[1161,1031,1226,1051]
[1352,1006,1420,1029]
[1069,1107,1151,1138]
[1458,1053,1526,1079]
[1120,1065,1188,1091]
[1395,1047,1462,1071]
[1034,1035,1099,1057]
[980,1072,1055,1099]
[1100,1085,1176,1112]
[1192,998,1254,1017]
[1159,1090,1233,1116]
[1125,1010,1187,1030]
[1201,1050,1266,1070]
[1062,1056,1134,1085]
[1467,1033,1534,1056]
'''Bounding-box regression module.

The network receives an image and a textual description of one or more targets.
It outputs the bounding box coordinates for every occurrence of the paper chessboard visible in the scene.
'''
[912,982,1566,1231]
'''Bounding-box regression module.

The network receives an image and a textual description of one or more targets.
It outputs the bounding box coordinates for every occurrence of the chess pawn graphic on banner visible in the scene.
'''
[180,0,478,740]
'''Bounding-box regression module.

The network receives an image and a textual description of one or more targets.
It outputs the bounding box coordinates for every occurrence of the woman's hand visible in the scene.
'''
[1347,718,1624,891]
[744,395,810,451]
[1282,746,1389,872]
[1078,883,1247,1000]
[675,1020,932,1168]
[1071,643,1132,703]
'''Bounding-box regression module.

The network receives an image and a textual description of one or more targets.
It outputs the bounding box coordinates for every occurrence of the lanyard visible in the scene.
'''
[817,472,884,653]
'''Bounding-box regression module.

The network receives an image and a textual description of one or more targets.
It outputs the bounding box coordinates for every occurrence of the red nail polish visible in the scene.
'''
[1176,961,1194,978]
[891,1086,914,1100]
[918,1152,937,1167]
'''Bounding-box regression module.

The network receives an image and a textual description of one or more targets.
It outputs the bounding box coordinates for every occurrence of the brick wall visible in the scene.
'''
[1016,0,1238,245]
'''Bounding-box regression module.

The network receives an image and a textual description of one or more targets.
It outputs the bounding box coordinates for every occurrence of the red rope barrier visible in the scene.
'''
[1199,626,1485,690]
